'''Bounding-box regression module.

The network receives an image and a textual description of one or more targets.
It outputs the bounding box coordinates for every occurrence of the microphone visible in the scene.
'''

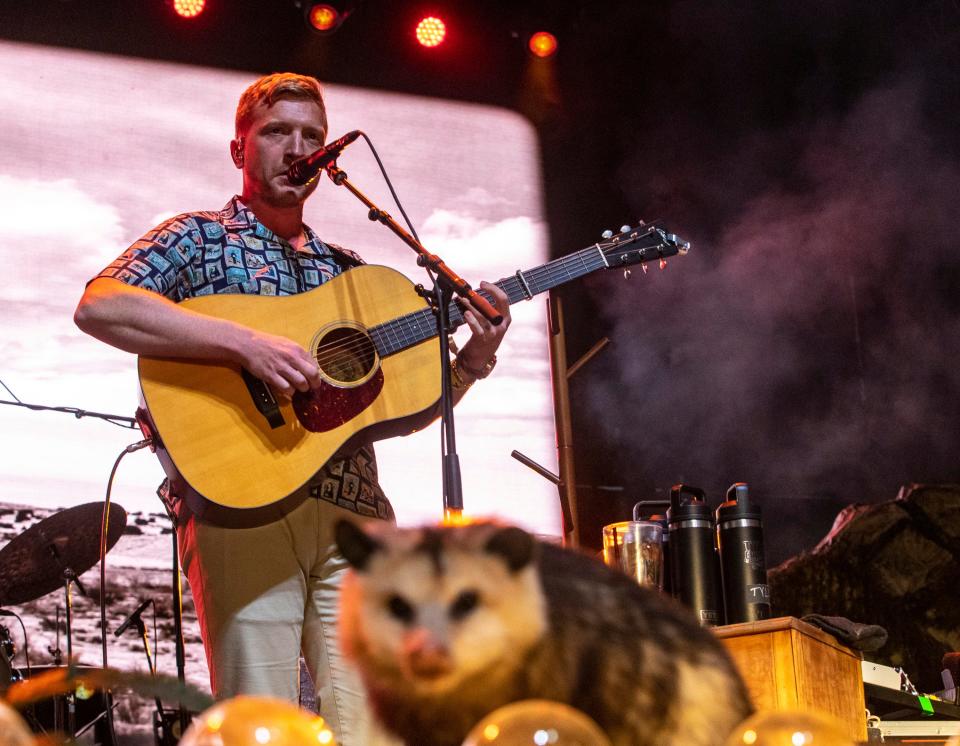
[286,130,362,186]
[114,598,153,637]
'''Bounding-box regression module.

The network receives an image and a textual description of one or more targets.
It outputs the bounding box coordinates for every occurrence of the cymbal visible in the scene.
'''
[0,503,127,606]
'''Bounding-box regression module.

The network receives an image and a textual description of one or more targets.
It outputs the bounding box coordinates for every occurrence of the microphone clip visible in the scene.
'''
[115,598,153,637]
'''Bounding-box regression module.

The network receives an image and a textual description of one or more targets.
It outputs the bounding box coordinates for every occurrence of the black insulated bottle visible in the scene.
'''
[716,482,772,624]
[667,484,723,626]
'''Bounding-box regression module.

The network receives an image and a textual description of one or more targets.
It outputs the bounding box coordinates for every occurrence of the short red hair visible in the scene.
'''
[235,72,328,138]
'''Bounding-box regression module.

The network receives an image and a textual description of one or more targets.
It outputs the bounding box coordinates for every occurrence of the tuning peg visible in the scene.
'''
[601,229,614,239]
[620,225,631,234]
[623,269,631,279]
[641,263,648,274]
[659,258,667,269]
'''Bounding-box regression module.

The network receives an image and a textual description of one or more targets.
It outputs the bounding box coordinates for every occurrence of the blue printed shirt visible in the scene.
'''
[98,196,362,300]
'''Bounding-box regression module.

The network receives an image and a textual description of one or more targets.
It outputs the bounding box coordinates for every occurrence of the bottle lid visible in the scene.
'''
[667,484,714,524]
[716,482,762,523]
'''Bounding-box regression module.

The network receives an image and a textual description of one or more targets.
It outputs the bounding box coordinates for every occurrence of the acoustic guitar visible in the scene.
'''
[138,225,689,509]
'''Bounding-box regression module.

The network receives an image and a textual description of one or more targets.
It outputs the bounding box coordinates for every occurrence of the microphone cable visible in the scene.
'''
[355,131,423,246]
[0,376,138,430]
[98,436,152,742]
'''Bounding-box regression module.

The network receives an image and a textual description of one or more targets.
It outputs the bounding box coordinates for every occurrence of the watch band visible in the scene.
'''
[458,353,497,380]
[449,357,474,391]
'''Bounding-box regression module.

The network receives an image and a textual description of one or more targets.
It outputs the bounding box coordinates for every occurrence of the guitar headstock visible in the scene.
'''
[598,223,690,273]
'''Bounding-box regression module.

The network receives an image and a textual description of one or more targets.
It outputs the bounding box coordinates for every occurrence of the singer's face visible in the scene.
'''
[236,97,327,208]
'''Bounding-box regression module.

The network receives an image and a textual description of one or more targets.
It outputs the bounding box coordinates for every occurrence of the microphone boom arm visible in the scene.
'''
[324,164,502,325]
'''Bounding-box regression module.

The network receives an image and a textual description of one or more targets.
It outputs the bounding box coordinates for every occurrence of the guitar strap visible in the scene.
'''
[324,241,365,270]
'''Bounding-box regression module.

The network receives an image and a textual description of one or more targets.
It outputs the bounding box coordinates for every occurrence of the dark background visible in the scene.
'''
[3,0,958,565]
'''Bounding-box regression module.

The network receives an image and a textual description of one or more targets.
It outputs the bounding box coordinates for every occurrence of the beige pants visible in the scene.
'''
[177,496,388,746]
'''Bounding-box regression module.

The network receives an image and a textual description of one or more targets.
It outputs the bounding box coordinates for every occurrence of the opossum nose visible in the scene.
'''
[405,629,453,679]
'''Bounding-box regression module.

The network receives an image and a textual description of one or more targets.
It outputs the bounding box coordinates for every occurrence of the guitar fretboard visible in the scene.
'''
[368,246,608,357]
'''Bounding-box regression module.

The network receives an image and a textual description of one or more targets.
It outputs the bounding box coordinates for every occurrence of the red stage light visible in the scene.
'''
[172,0,206,18]
[415,16,446,48]
[308,4,339,32]
[529,31,558,58]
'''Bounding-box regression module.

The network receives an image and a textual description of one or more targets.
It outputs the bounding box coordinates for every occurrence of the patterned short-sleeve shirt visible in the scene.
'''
[99,196,394,521]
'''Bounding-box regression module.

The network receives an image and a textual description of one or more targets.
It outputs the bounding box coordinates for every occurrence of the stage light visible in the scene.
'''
[307,3,339,33]
[415,16,447,48]
[529,31,558,58]
[172,0,206,18]
[297,1,354,35]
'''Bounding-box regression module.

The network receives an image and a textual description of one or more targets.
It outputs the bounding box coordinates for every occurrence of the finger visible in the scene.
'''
[292,355,323,388]
[463,309,485,337]
[284,367,311,393]
[266,373,295,400]
[468,296,498,331]
[470,312,493,335]
[479,280,506,303]
[480,281,509,311]
[479,282,510,327]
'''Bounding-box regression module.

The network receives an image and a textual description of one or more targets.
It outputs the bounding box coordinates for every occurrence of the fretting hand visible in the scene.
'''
[457,281,511,379]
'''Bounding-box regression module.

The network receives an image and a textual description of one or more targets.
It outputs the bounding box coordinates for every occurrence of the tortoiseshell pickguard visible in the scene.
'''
[292,370,385,433]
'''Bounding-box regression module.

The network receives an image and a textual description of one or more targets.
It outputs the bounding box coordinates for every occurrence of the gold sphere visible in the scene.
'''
[725,709,856,746]
[179,695,336,746]
[463,699,611,746]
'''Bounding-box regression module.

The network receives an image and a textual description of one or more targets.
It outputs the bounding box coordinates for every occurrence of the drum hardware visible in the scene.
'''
[1,622,24,694]
[0,501,200,742]
[12,665,117,742]
[115,597,178,745]
[5,665,211,733]
[0,503,127,608]
[0,503,126,743]
[47,606,63,667]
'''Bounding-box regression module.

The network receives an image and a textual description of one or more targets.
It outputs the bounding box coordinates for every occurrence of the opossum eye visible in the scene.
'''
[387,594,415,624]
[449,589,479,621]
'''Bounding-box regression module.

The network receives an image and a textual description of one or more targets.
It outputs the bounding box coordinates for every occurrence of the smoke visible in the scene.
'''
[585,74,960,507]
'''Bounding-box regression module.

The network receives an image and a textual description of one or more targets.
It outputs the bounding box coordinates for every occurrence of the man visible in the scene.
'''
[74,72,510,744]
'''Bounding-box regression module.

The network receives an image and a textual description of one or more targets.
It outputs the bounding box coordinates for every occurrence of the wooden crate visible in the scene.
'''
[714,616,867,742]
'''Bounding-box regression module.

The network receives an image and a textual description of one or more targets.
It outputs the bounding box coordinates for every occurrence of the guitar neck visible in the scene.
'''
[369,246,608,357]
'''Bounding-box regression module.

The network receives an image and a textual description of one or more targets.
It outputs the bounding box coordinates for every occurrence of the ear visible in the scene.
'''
[230,137,244,168]
[335,519,384,571]
[484,526,536,573]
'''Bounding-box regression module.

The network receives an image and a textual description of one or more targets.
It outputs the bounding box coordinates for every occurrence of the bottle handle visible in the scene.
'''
[633,500,671,521]
[670,483,707,510]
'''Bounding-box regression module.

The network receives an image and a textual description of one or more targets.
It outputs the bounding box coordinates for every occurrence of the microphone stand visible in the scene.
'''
[115,600,170,744]
[324,163,502,521]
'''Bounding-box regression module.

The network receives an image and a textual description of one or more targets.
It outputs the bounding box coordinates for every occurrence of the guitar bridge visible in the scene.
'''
[240,368,285,429]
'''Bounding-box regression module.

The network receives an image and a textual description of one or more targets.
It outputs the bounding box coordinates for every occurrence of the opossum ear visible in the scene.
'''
[484,526,536,573]
[335,520,384,571]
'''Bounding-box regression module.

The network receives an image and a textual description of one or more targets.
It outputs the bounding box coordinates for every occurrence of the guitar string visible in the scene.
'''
[309,234,675,366]
[310,251,609,364]
[310,274,529,362]
[315,245,607,357]
[306,248,613,367]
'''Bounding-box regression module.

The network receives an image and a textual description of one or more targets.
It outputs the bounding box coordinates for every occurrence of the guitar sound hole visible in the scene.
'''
[315,326,377,385]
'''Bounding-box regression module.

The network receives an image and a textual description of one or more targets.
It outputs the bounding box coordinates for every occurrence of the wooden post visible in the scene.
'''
[548,292,579,546]
[547,292,609,547]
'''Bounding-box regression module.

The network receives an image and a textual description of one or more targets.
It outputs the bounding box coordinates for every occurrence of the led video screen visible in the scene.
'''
[0,40,559,533]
